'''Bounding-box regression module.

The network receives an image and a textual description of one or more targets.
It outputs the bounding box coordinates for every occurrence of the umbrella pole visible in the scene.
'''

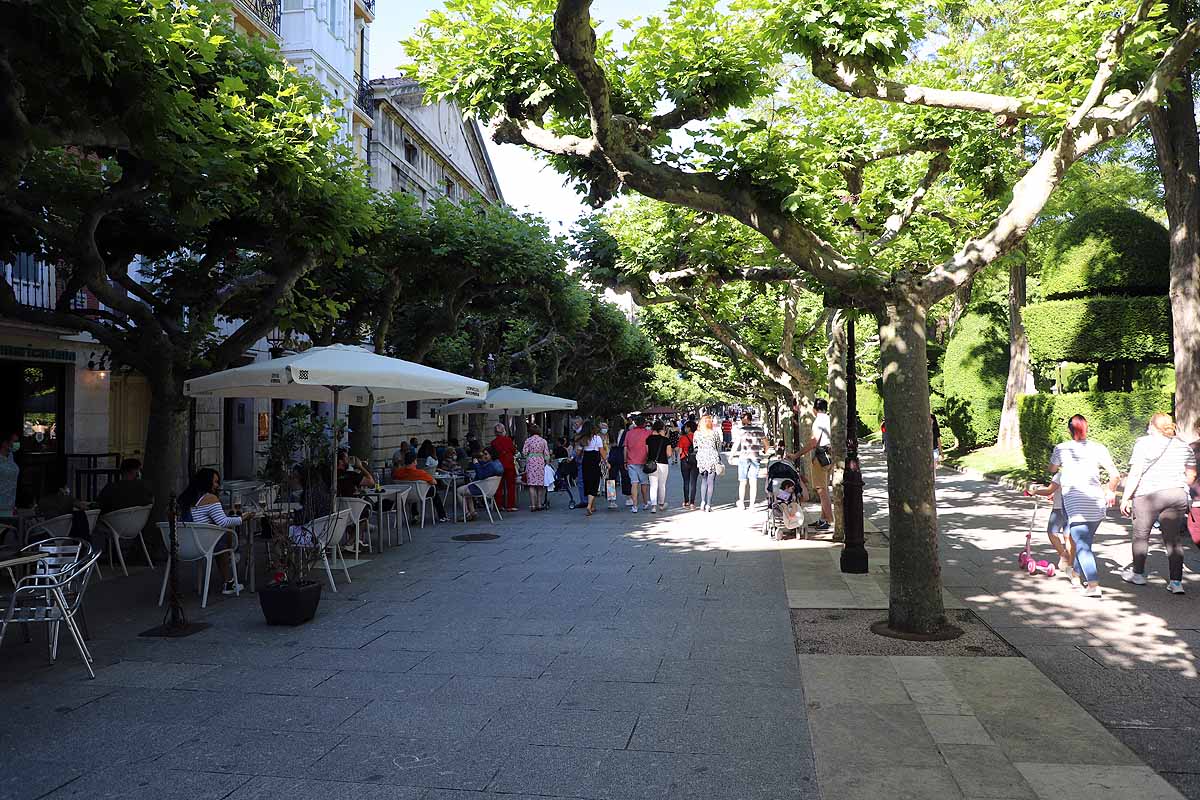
[330,387,340,509]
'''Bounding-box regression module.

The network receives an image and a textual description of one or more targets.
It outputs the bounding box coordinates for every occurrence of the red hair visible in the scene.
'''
[1068,414,1088,441]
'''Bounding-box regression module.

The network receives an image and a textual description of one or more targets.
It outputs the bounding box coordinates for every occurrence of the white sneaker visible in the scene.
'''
[221,581,244,596]
[1121,567,1147,586]
[624,498,633,506]
[1168,580,1185,595]
[632,506,639,514]
[1058,557,1071,574]
[1082,585,1103,598]
[650,505,658,513]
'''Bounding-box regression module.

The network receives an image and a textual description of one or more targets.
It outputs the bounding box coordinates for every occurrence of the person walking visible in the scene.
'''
[731,411,769,510]
[490,423,519,513]
[0,429,22,519]
[611,417,632,506]
[693,415,723,512]
[721,416,734,450]
[1050,414,1122,598]
[623,416,652,513]
[1120,413,1197,594]
[577,421,607,516]
[522,423,552,512]
[678,421,698,509]
[645,420,674,512]
[795,399,834,532]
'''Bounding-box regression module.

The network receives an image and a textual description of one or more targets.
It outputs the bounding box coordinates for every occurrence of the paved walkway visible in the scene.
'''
[0,466,815,800]
[3,449,1196,800]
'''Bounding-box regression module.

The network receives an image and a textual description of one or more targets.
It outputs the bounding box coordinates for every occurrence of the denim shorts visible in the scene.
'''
[627,464,649,485]
[1047,508,1067,535]
[738,459,760,482]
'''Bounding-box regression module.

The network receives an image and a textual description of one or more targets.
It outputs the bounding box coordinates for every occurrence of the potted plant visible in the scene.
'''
[256,405,344,625]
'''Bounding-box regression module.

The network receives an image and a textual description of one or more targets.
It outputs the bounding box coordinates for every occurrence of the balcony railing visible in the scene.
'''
[236,0,281,36]
[4,256,90,312]
[358,0,376,13]
[354,73,373,117]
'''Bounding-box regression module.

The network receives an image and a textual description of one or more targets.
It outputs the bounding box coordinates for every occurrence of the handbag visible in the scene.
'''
[1189,501,1200,547]
[814,446,832,467]
[643,438,664,474]
[715,461,726,477]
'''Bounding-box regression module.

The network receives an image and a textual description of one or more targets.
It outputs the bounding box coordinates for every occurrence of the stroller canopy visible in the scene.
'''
[766,460,802,485]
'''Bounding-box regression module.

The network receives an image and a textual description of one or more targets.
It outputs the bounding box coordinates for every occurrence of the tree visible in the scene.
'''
[407,0,1200,633]
[1148,0,1200,440]
[0,0,373,518]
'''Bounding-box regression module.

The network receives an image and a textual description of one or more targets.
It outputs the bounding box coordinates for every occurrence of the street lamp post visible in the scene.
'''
[840,314,868,574]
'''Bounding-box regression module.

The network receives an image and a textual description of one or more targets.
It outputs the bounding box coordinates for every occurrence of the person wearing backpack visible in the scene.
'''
[1120,413,1197,594]
[678,421,698,509]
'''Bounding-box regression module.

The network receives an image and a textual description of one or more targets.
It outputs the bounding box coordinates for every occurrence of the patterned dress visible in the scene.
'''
[522,434,551,487]
[693,429,723,474]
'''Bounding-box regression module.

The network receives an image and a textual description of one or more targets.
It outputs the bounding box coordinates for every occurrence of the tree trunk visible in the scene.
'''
[826,310,848,538]
[996,256,1031,450]
[142,372,190,527]
[878,295,945,634]
[1148,31,1200,441]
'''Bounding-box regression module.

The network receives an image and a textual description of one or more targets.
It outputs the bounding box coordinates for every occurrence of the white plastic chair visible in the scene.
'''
[24,512,75,544]
[297,509,352,592]
[96,505,153,576]
[385,486,412,545]
[461,476,503,524]
[336,497,372,556]
[398,481,438,529]
[156,522,237,609]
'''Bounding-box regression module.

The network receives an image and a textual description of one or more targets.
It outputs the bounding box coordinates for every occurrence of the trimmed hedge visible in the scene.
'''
[1018,389,1175,474]
[1024,295,1173,364]
[1040,207,1170,299]
[943,309,1009,450]
[856,382,882,436]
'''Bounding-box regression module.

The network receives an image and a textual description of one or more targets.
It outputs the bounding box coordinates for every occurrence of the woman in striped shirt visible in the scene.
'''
[1050,415,1121,598]
[179,468,245,596]
[1120,413,1198,594]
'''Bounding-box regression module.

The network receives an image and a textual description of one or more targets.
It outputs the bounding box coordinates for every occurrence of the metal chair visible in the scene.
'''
[156,522,238,609]
[96,505,153,576]
[0,538,101,678]
[461,476,503,524]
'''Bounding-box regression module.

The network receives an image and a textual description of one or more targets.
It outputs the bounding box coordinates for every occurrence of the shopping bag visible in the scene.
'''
[606,479,617,501]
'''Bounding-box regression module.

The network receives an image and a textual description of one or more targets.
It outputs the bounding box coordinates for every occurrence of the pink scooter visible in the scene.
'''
[1018,492,1056,577]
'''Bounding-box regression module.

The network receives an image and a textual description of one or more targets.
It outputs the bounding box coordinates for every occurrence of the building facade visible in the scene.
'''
[1,0,504,502]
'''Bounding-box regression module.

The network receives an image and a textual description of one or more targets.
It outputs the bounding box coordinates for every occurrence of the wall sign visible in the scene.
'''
[0,344,78,364]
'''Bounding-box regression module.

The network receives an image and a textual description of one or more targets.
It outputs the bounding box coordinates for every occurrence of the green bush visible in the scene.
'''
[1018,389,1175,474]
[1024,295,1173,364]
[1040,207,1170,299]
[856,382,882,436]
[942,309,1009,450]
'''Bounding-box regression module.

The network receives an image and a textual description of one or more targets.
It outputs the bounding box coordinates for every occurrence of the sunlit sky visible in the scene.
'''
[369,0,664,234]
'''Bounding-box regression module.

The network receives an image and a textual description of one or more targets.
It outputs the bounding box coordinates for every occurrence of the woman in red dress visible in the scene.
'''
[490,422,519,512]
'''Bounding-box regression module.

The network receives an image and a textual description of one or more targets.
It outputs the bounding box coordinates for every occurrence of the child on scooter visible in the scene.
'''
[1029,474,1074,579]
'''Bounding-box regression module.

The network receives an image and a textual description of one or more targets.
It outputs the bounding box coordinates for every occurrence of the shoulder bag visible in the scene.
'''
[643,439,662,474]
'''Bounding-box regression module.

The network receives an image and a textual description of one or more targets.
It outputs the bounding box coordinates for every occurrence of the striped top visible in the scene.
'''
[182,500,242,529]
[1050,439,1119,524]
[1128,435,1196,497]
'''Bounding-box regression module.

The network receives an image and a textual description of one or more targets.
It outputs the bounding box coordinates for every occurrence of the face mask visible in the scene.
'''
[600,427,608,434]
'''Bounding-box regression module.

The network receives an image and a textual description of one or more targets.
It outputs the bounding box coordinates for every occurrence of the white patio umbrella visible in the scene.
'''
[185,344,488,495]
[438,385,577,416]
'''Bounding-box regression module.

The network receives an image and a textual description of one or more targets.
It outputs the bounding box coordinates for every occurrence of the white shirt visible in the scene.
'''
[584,435,603,452]
[1128,435,1196,497]
[812,413,832,448]
[1050,473,1063,510]
[1050,439,1118,524]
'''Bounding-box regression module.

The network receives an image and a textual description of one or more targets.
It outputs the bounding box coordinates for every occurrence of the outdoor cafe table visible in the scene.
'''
[364,485,408,552]
[0,551,48,586]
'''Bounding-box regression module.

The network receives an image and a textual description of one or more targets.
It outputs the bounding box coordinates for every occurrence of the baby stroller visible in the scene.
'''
[551,457,579,508]
[763,460,807,540]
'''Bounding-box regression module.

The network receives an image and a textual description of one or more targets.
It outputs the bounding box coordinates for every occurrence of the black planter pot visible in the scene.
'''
[258,580,322,626]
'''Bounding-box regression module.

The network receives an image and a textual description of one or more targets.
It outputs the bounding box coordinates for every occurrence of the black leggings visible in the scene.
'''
[681,462,698,504]
[1132,488,1190,581]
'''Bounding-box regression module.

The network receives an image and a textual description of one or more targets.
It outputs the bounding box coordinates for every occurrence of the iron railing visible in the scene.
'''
[236,0,281,36]
[359,0,376,13]
[4,256,87,311]
[354,73,373,117]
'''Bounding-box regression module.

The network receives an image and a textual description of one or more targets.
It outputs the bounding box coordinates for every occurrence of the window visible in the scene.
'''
[392,165,403,191]
[404,141,419,166]
[328,0,340,37]
[444,178,455,199]
[406,400,419,419]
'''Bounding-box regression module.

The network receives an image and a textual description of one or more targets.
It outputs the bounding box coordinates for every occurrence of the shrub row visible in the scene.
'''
[1018,389,1175,475]
[943,310,1009,450]
[1024,295,1172,364]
